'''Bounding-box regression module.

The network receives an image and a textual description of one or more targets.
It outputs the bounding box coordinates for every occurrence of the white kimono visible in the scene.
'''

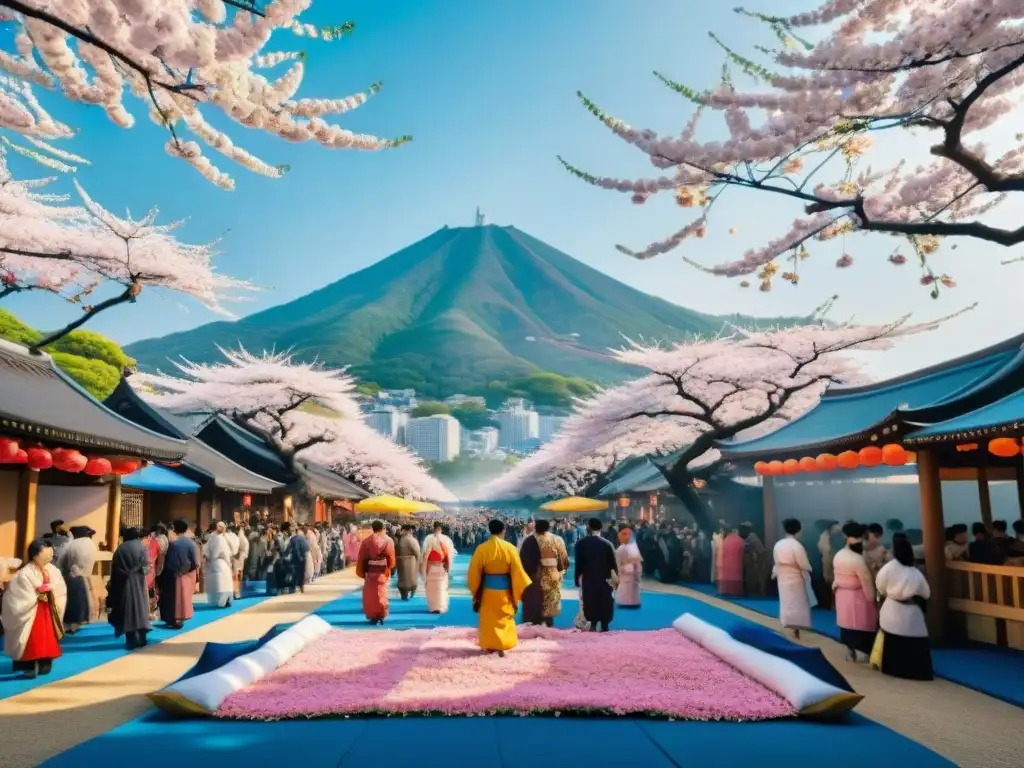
[2,563,67,661]
[203,533,234,607]
[772,535,814,629]
[420,533,455,614]
[876,560,930,638]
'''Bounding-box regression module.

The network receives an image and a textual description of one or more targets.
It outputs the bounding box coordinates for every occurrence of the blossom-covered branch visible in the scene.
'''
[0,147,252,347]
[0,1,409,189]
[479,313,949,524]
[136,347,456,502]
[561,2,1024,294]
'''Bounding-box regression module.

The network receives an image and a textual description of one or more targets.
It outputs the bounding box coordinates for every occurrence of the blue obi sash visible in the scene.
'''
[482,573,511,590]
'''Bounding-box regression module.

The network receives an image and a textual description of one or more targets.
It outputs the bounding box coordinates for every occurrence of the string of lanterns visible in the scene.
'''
[0,436,143,476]
[754,443,911,476]
[754,437,1024,476]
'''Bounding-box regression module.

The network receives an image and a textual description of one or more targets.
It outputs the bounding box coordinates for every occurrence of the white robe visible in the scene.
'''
[2,563,67,660]
[772,536,814,629]
[203,533,233,607]
[876,560,930,638]
[421,533,454,613]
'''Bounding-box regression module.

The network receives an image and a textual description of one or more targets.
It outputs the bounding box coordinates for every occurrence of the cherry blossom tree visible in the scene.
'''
[0,147,251,348]
[136,346,456,502]
[0,0,408,190]
[479,313,951,527]
[560,3,1024,295]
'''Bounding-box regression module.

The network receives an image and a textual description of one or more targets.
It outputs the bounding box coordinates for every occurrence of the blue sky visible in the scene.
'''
[5,0,1023,379]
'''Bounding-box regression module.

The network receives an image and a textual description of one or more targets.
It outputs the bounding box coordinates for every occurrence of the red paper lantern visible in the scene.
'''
[837,450,860,470]
[816,453,839,471]
[109,457,141,475]
[84,457,112,476]
[59,450,88,473]
[11,449,27,464]
[798,457,818,472]
[881,443,908,466]
[242,494,253,507]
[859,445,883,467]
[767,460,785,475]
[26,447,52,471]
[782,459,801,474]
[0,437,20,463]
[753,461,769,475]
[988,438,1020,458]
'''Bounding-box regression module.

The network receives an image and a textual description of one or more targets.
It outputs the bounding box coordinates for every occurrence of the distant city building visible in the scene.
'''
[375,389,417,410]
[406,414,460,462]
[496,400,539,448]
[367,408,409,444]
[506,437,542,455]
[444,394,486,408]
[539,415,566,443]
[460,426,499,456]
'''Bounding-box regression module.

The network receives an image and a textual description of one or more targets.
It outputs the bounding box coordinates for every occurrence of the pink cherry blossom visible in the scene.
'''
[136,347,455,502]
[561,2,1024,289]
[480,311,951,500]
[0,2,407,189]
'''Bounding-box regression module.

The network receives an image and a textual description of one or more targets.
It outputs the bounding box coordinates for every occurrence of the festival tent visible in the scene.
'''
[540,496,609,513]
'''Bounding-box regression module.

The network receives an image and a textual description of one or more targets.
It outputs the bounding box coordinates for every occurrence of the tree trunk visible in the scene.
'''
[659,465,715,531]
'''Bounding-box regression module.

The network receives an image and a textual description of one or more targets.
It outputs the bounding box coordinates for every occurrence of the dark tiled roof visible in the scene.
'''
[0,340,185,460]
[104,379,282,494]
[300,461,368,500]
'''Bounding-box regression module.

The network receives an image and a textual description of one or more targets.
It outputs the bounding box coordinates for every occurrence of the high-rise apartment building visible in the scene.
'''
[538,415,566,443]
[496,400,539,448]
[405,414,460,462]
[366,408,409,444]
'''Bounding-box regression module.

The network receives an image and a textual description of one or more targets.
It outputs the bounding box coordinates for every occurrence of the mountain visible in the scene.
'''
[125,224,807,397]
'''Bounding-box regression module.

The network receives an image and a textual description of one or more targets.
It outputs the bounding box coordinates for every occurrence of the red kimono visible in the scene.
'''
[718,532,746,596]
[355,534,396,622]
[22,571,62,662]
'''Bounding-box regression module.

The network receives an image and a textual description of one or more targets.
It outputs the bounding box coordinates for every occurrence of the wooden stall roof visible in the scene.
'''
[0,340,185,461]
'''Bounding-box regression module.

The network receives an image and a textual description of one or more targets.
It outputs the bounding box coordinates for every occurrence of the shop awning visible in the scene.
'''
[123,464,200,494]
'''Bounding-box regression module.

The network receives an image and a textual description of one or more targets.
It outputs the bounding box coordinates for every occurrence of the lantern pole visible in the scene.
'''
[916,449,947,641]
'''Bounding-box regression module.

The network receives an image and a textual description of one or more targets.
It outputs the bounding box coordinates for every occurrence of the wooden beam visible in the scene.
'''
[105,476,121,551]
[762,477,777,549]
[917,449,947,641]
[14,469,39,560]
[977,466,993,532]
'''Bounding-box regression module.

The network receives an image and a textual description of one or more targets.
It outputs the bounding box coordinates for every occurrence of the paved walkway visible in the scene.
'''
[644,581,1024,768]
[2,571,1021,768]
[0,570,362,768]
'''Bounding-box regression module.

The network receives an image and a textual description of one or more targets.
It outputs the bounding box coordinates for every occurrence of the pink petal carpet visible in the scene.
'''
[216,626,795,722]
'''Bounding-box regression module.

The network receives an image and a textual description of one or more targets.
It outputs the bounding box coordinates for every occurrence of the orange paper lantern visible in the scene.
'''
[988,437,1020,458]
[837,450,860,470]
[859,445,883,467]
[753,461,770,475]
[881,443,908,466]
[798,457,818,472]
[109,457,141,476]
[767,460,785,475]
[59,450,87,473]
[782,459,801,474]
[816,453,839,471]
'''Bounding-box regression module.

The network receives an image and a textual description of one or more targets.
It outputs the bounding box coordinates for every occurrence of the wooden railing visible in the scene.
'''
[947,561,1024,622]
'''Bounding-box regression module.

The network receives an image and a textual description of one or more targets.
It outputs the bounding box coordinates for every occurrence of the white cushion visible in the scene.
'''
[672,613,862,718]
[149,614,331,716]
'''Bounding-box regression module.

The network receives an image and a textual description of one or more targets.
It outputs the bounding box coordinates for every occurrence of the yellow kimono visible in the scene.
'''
[467,536,532,651]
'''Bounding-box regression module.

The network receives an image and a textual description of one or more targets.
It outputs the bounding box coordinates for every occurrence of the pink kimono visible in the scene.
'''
[832,547,877,654]
[718,532,745,596]
[343,528,361,565]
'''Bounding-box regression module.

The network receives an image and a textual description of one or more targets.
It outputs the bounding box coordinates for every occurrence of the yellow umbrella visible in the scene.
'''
[411,501,442,513]
[539,496,609,513]
[354,494,421,516]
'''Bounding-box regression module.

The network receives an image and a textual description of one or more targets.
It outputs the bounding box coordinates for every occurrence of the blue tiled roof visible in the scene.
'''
[718,342,1019,459]
[905,387,1024,444]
